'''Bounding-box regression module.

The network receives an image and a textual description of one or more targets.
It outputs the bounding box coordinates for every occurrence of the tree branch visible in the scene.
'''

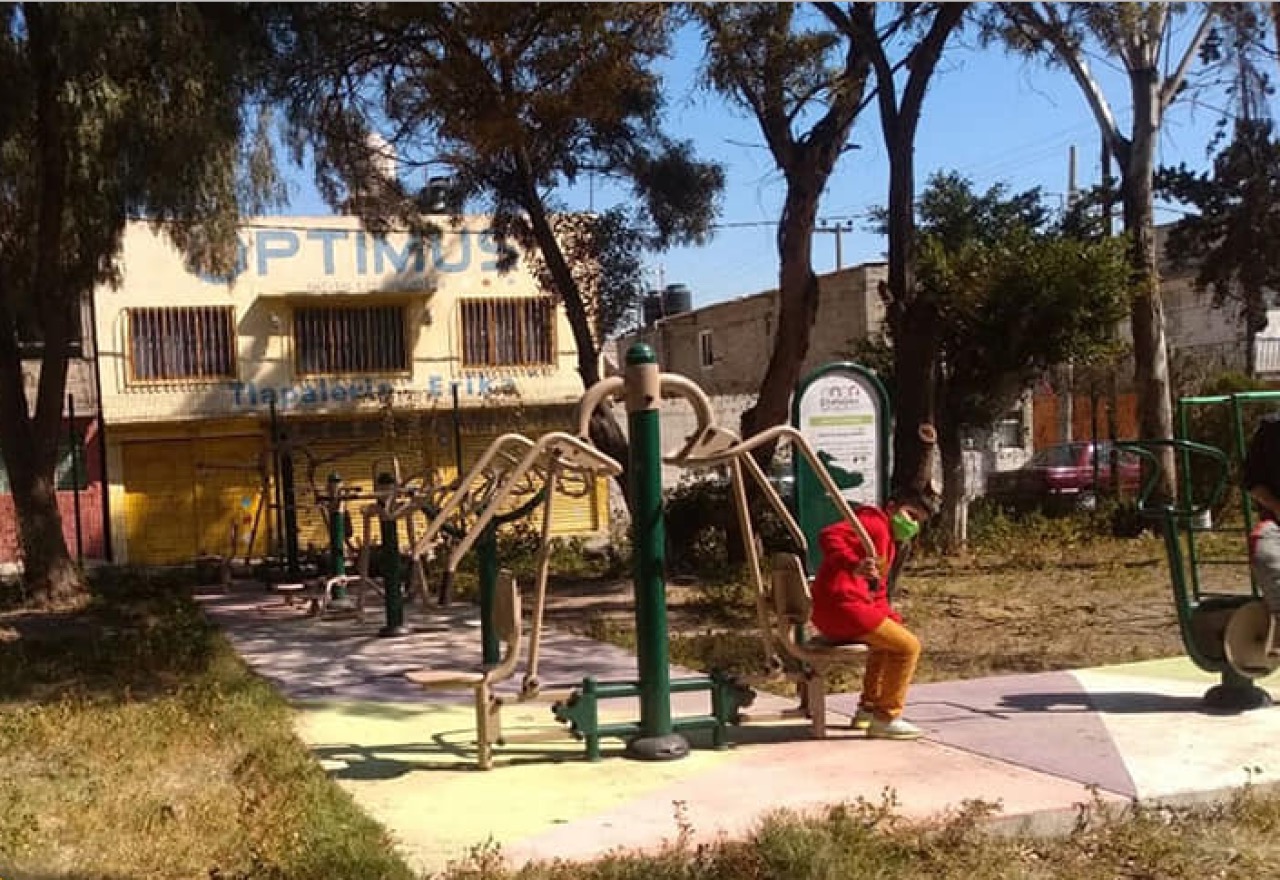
[1160,3,1219,113]
[1016,3,1129,164]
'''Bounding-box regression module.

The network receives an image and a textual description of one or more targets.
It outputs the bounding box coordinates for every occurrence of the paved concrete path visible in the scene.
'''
[198,588,1280,877]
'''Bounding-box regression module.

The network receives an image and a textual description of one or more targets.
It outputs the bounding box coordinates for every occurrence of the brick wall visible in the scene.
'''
[0,417,108,564]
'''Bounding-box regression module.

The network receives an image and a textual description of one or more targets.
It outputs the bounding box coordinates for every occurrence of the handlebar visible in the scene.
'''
[1116,439,1230,519]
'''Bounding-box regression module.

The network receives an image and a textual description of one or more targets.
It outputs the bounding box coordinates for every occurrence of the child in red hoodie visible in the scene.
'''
[811,486,937,740]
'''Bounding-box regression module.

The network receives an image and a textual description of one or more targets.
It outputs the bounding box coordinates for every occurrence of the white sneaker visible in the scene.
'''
[852,708,875,731]
[866,717,924,741]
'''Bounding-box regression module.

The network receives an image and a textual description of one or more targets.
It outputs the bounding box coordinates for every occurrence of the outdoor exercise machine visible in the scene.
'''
[1120,389,1280,711]
[404,429,618,768]
[405,342,879,767]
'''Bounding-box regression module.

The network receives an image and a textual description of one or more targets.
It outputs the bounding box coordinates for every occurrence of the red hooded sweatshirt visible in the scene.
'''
[810,507,901,642]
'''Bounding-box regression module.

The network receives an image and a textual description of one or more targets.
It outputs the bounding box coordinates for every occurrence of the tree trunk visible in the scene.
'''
[11,468,82,607]
[936,399,967,555]
[1121,66,1175,501]
[522,190,631,503]
[879,75,938,499]
[739,183,822,455]
[0,7,87,608]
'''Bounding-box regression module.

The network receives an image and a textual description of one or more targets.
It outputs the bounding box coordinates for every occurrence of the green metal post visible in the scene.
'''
[623,343,689,762]
[1176,400,1203,603]
[327,473,349,602]
[279,430,301,577]
[377,473,409,637]
[1230,394,1255,540]
[478,523,500,666]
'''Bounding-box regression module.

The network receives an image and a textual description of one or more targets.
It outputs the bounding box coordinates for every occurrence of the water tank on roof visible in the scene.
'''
[662,283,692,316]
[642,291,664,326]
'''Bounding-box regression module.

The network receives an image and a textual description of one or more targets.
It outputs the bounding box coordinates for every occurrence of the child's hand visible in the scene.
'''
[854,558,879,579]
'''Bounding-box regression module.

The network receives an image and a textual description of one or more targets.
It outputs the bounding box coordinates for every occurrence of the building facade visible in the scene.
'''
[94,217,606,565]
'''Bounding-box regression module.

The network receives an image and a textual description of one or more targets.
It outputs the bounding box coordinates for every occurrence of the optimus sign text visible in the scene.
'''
[199,228,512,284]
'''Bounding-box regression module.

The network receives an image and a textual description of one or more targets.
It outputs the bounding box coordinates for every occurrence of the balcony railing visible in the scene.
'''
[1256,338,1280,375]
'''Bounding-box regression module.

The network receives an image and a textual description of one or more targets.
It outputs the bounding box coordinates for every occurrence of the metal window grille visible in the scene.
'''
[127,306,237,383]
[295,304,407,375]
[460,297,554,367]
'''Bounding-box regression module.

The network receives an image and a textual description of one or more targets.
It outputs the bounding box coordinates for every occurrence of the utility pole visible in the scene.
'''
[1061,145,1079,444]
[815,219,853,270]
[1102,140,1122,491]
[1067,144,1078,206]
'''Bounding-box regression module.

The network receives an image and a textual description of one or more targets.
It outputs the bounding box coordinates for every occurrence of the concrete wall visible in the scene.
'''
[624,264,887,394]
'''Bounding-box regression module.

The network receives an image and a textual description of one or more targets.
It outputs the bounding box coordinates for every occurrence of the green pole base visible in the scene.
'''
[1203,681,1272,714]
[377,624,412,639]
[624,732,690,762]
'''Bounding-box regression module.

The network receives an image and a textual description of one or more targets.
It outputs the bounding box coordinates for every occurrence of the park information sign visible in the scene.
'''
[791,363,891,573]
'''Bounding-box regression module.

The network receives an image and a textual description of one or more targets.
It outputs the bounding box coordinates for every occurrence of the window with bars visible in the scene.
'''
[295,304,407,376]
[460,297,554,368]
[128,306,237,383]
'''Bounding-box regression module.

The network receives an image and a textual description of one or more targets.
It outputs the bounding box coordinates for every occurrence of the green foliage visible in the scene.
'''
[1158,119,1280,342]
[1179,370,1279,518]
[663,477,795,584]
[0,4,282,601]
[278,4,723,365]
[961,495,1146,557]
[917,172,1130,431]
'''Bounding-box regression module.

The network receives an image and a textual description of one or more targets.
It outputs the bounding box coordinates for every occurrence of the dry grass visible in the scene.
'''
[0,568,414,880]
[439,786,1280,880]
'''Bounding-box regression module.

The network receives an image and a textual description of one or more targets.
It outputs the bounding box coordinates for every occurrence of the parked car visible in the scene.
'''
[985,441,1143,512]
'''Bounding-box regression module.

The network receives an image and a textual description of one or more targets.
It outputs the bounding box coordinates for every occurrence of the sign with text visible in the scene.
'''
[196,228,515,286]
[228,373,517,411]
[792,363,890,573]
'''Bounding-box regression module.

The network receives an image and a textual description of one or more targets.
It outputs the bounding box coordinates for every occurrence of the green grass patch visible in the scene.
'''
[0,567,415,880]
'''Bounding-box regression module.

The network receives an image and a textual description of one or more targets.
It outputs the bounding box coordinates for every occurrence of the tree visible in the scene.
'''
[820,1,968,498]
[993,2,1222,500]
[0,4,280,606]
[275,4,723,480]
[696,4,871,452]
[915,173,1130,550]
[1159,119,1280,377]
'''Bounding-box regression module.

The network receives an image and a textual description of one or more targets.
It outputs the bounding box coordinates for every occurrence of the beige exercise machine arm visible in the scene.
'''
[573,371,718,465]
[445,433,623,572]
[411,433,537,558]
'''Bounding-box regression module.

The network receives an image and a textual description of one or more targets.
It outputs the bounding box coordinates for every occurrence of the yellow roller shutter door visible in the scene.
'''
[121,435,262,564]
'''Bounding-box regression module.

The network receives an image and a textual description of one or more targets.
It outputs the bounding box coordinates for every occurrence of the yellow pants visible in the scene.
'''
[858,618,921,721]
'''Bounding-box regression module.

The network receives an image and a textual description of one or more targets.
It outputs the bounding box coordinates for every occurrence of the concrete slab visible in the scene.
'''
[828,672,1139,797]
[195,589,1280,876]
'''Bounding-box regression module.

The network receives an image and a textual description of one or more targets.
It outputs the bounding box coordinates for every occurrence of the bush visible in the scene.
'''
[663,476,798,582]
[1180,371,1277,520]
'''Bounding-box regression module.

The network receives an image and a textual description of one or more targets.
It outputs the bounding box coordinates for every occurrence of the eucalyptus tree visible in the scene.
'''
[0,4,281,605]
[993,2,1223,499]
[819,2,968,497]
[274,3,724,477]
[696,4,871,449]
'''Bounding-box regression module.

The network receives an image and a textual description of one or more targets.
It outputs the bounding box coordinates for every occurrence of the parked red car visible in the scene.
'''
[985,441,1144,512]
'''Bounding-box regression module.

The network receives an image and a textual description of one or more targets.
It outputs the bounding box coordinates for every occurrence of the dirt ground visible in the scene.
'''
[536,529,1248,688]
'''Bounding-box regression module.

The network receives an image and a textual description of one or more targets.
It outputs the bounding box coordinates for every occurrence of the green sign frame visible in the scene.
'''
[790,362,892,573]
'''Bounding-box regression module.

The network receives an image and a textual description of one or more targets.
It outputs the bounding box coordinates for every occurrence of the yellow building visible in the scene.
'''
[94,217,606,565]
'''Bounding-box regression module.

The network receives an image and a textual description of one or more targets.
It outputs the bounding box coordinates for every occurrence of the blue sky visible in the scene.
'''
[276,16,1245,311]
